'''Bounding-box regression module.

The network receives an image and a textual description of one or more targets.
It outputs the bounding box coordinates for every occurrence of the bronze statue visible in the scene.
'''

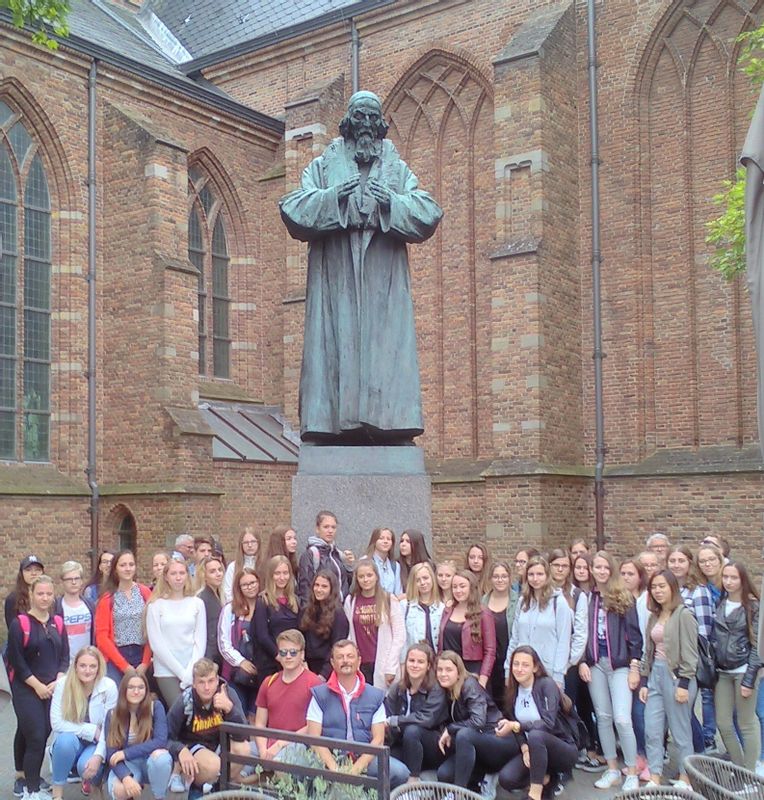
[280,90,443,445]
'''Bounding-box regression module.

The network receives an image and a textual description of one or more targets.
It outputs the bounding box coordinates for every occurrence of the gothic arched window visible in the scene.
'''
[0,100,51,461]
[188,166,230,379]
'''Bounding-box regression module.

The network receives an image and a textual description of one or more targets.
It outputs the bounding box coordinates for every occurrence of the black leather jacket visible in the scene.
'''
[504,676,575,744]
[384,681,447,741]
[445,675,503,734]
[712,597,762,689]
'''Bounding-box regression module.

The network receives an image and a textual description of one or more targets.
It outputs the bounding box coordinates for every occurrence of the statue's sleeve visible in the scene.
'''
[379,163,443,244]
[279,159,348,242]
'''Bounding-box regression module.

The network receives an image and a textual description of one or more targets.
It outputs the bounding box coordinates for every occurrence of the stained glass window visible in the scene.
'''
[188,170,230,379]
[0,108,51,461]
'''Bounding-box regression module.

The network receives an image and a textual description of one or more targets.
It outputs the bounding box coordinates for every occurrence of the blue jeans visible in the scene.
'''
[701,687,717,746]
[106,751,173,800]
[50,734,102,786]
[367,755,410,789]
[631,688,646,755]
[105,644,145,685]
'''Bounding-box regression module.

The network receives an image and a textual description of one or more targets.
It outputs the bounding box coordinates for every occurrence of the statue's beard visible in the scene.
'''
[353,132,382,164]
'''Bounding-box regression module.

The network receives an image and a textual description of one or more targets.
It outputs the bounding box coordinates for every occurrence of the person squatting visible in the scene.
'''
[3,518,762,800]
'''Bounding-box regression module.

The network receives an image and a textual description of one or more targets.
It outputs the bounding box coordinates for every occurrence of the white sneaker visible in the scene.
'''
[594,769,621,789]
[645,781,661,788]
[622,774,639,791]
[756,761,764,778]
[169,773,186,793]
[672,780,691,791]
[480,773,499,800]
[23,790,52,800]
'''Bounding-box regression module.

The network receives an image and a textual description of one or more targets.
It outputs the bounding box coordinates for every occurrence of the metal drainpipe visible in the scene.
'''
[86,59,99,567]
[351,18,360,93]
[587,0,606,550]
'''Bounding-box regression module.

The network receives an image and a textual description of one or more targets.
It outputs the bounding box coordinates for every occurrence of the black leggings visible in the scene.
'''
[391,725,442,777]
[500,730,578,789]
[11,681,51,792]
[437,728,520,788]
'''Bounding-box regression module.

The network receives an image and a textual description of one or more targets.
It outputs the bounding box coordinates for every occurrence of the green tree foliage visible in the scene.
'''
[1,0,70,49]
[706,26,764,280]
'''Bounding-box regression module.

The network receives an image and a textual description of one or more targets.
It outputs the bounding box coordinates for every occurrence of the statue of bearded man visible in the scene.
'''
[280,91,443,446]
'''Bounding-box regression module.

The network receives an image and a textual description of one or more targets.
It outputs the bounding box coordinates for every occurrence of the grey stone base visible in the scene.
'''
[292,445,432,558]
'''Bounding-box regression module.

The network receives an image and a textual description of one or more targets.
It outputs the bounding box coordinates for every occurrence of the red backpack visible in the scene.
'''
[4,613,65,683]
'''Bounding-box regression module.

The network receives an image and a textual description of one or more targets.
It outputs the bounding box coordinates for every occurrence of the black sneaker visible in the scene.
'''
[13,778,24,798]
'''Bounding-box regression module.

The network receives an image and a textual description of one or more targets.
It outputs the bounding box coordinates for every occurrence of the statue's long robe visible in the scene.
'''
[280,138,442,439]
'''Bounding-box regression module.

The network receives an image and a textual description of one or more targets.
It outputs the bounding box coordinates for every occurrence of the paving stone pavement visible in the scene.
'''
[0,691,623,800]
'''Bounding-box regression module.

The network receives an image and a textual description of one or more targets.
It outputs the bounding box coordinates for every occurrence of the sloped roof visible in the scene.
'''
[145,0,372,60]
[199,401,300,463]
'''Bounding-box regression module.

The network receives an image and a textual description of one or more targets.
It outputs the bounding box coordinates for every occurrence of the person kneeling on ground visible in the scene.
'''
[306,639,410,788]
[496,646,579,800]
[166,658,251,799]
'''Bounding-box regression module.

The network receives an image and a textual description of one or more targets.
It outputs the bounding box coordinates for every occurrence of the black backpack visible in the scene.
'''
[558,692,588,750]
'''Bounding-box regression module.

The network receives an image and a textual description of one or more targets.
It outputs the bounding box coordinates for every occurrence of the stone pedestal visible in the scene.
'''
[291,445,432,557]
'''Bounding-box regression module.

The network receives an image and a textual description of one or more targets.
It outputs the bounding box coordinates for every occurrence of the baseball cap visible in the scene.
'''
[20,555,44,571]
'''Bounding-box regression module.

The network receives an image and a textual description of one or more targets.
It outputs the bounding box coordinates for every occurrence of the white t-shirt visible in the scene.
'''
[62,598,93,664]
[306,677,386,741]
[145,596,206,685]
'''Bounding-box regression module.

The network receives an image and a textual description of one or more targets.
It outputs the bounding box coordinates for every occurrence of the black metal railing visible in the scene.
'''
[219,722,390,800]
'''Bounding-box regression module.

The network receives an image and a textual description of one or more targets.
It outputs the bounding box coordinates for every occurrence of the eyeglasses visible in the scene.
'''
[240,582,258,589]
[62,577,82,582]
[551,563,569,570]
[278,648,301,658]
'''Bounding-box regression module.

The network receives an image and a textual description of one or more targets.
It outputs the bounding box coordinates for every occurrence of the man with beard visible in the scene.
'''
[280,91,442,445]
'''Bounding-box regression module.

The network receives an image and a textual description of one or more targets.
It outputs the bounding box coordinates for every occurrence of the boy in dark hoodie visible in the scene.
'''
[166,658,250,799]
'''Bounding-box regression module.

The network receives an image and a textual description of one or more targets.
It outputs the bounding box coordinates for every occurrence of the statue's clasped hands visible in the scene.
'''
[337,175,360,200]
[366,178,391,209]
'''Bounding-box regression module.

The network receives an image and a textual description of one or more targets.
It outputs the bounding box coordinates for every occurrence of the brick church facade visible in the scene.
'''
[0,0,761,599]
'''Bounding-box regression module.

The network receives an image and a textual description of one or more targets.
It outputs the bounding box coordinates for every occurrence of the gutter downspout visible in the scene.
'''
[350,18,360,93]
[587,0,606,550]
[86,60,99,566]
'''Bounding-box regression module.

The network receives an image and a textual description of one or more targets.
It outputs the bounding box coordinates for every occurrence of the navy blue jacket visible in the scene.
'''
[103,701,168,781]
[312,672,384,743]
[582,590,642,670]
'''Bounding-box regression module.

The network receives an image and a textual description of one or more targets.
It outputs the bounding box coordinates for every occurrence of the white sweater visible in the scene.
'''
[145,596,206,687]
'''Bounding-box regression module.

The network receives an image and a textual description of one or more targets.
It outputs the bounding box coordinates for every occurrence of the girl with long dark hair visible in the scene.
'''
[483,560,514,708]
[639,570,698,790]
[82,550,115,605]
[264,526,299,579]
[93,550,152,686]
[5,554,45,627]
[399,529,433,590]
[496,646,579,800]
[218,567,259,721]
[384,642,446,782]
[712,561,762,771]
[366,527,403,596]
[298,570,349,679]
[435,650,518,793]
[98,668,173,800]
[439,570,496,687]
[465,542,492,596]
[223,526,261,603]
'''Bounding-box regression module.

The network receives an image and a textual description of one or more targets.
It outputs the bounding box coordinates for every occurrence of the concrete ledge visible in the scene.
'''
[298,444,426,475]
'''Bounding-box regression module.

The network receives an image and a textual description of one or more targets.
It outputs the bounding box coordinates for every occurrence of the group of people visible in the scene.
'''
[2,516,763,800]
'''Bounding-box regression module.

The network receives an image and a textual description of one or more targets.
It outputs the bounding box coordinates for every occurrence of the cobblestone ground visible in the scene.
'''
[0,693,623,800]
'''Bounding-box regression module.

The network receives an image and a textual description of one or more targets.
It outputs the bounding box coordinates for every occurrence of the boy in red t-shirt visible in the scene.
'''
[253,629,322,764]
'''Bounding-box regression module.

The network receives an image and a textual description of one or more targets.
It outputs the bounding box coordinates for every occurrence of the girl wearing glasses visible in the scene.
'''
[218,567,260,722]
[223,526,262,603]
[97,668,173,800]
[483,560,514,708]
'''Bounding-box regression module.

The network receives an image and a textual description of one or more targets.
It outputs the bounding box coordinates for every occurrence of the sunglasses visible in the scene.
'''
[278,648,301,658]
